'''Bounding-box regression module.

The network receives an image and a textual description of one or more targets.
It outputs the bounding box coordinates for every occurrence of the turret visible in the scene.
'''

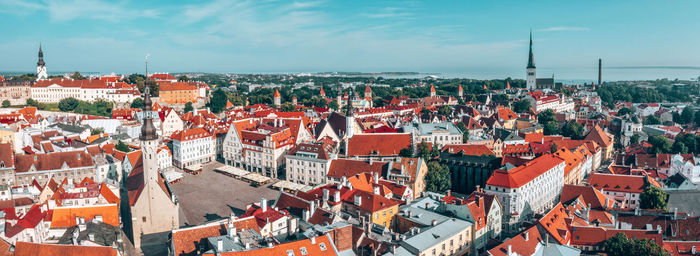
[429,84,436,97]
[364,84,372,99]
[273,89,281,107]
[36,43,48,81]
[458,84,463,98]
[526,30,537,90]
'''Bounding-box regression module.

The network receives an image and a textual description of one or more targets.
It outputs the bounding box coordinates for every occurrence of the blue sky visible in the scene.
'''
[1,0,699,79]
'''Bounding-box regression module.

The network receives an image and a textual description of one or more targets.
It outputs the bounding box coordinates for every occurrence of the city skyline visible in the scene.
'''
[1,0,700,80]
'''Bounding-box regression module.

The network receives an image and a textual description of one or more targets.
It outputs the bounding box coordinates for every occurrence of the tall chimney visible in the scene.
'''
[261,198,267,212]
[598,58,602,86]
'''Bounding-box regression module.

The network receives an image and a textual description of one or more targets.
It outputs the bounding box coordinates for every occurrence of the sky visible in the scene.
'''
[1,0,699,80]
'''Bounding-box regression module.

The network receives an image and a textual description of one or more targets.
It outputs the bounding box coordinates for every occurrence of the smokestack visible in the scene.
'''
[598,58,602,85]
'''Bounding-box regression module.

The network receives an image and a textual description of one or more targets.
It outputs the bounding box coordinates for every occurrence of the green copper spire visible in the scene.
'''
[527,30,535,69]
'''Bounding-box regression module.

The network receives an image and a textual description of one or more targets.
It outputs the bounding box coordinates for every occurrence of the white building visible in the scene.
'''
[485,154,565,234]
[171,127,214,169]
[158,146,173,170]
[285,142,335,186]
[401,122,463,147]
[525,91,575,113]
[588,173,661,209]
[669,154,700,183]
[160,109,183,138]
[31,79,139,104]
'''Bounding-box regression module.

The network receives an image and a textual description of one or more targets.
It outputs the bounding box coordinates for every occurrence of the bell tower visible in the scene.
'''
[140,55,159,184]
[526,31,536,90]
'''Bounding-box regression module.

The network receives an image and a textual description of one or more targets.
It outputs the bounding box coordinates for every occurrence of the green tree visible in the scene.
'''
[543,121,560,135]
[680,107,695,124]
[328,101,339,111]
[630,134,640,145]
[130,98,144,109]
[640,186,668,210]
[58,97,80,112]
[417,140,432,160]
[70,71,85,80]
[537,109,556,125]
[644,115,661,125]
[280,103,295,112]
[184,102,194,113]
[177,75,189,82]
[399,147,414,157]
[437,105,453,116]
[601,233,668,256]
[617,107,634,116]
[207,89,228,113]
[648,135,672,154]
[91,128,104,135]
[425,161,451,193]
[1,100,10,108]
[115,141,131,152]
[550,143,558,153]
[672,141,689,154]
[561,122,585,139]
[512,99,531,113]
[694,111,700,125]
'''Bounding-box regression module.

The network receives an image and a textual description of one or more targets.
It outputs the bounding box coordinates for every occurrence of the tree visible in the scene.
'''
[91,128,104,135]
[550,143,558,153]
[70,71,85,80]
[425,161,451,193]
[543,121,560,135]
[280,103,295,112]
[630,134,640,145]
[601,233,668,256]
[1,100,10,108]
[672,141,689,154]
[694,111,700,125]
[640,186,668,210]
[184,102,194,113]
[399,147,414,157]
[617,107,634,116]
[417,140,433,160]
[561,122,584,139]
[648,135,672,154]
[537,109,556,125]
[207,89,228,113]
[115,141,131,152]
[328,101,339,111]
[437,105,453,116]
[130,98,144,109]
[644,115,661,125]
[680,107,695,124]
[513,99,531,113]
[177,75,189,82]
[58,98,79,112]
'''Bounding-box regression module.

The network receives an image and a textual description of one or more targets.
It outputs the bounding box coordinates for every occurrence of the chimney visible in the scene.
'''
[408,210,413,218]
[507,244,512,255]
[228,223,236,237]
[323,189,329,201]
[88,233,95,241]
[217,238,223,252]
[334,190,341,203]
[523,231,529,241]
[673,207,678,220]
[446,190,451,197]
[303,209,309,221]
[261,197,267,212]
[310,200,316,216]
[373,172,379,182]
[354,195,362,206]
[245,243,250,250]
[425,202,430,209]
[431,219,437,226]
[310,236,316,244]
[692,246,696,254]
[373,186,380,195]
[347,182,353,191]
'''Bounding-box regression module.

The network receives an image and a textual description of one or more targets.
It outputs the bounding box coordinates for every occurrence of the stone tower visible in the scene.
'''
[273,89,281,107]
[526,31,536,90]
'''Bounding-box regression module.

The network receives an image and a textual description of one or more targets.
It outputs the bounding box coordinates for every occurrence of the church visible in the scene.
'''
[525,32,557,90]
[123,82,180,251]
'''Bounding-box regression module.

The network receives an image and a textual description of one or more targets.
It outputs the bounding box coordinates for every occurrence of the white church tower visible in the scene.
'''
[36,43,47,81]
[526,31,536,90]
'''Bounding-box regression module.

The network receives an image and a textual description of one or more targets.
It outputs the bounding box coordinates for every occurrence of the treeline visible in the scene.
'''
[596,83,697,107]
[53,98,114,117]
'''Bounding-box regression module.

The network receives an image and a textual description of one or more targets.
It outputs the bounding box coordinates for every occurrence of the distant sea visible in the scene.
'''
[2,66,699,84]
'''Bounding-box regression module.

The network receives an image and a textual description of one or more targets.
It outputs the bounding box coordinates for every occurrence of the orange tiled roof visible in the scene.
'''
[171,127,211,141]
[486,154,563,188]
[347,133,411,157]
[442,144,494,156]
[210,234,338,256]
[14,242,117,256]
[50,205,120,228]
[588,173,659,194]
[537,203,571,245]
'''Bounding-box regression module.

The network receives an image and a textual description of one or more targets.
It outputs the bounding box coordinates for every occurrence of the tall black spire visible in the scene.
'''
[37,43,45,67]
[140,55,157,141]
[527,30,535,69]
[345,88,354,117]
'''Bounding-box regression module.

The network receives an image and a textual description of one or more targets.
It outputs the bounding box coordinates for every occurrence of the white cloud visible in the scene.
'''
[0,0,160,22]
[537,26,590,32]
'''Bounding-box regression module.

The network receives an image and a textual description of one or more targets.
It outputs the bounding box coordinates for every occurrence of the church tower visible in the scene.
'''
[526,31,536,90]
[36,43,47,81]
[127,55,179,250]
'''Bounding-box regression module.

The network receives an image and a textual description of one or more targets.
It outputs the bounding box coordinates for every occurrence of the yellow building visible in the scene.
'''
[0,127,14,145]
[342,190,402,228]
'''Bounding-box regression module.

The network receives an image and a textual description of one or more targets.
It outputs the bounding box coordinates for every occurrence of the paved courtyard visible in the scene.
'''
[169,162,280,226]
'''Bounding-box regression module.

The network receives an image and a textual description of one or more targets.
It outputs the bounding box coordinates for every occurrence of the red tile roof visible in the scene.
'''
[210,234,339,256]
[171,127,211,141]
[488,225,542,256]
[585,125,613,147]
[327,159,387,179]
[172,222,227,256]
[560,184,614,210]
[347,133,411,157]
[14,242,118,256]
[442,144,494,156]
[537,203,571,245]
[588,173,660,194]
[50,205,120,228]
[570,226,662,247]
[160,82,198,91]
[15,151,93,173]
[486,154,563,188]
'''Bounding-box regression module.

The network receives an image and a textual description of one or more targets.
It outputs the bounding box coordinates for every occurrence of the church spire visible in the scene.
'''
[140,54,157,141]
[37,43,45,67]
[527,30,535,69]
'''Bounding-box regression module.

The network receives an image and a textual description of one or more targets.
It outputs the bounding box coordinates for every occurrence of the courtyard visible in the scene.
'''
[169,162,280,226]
